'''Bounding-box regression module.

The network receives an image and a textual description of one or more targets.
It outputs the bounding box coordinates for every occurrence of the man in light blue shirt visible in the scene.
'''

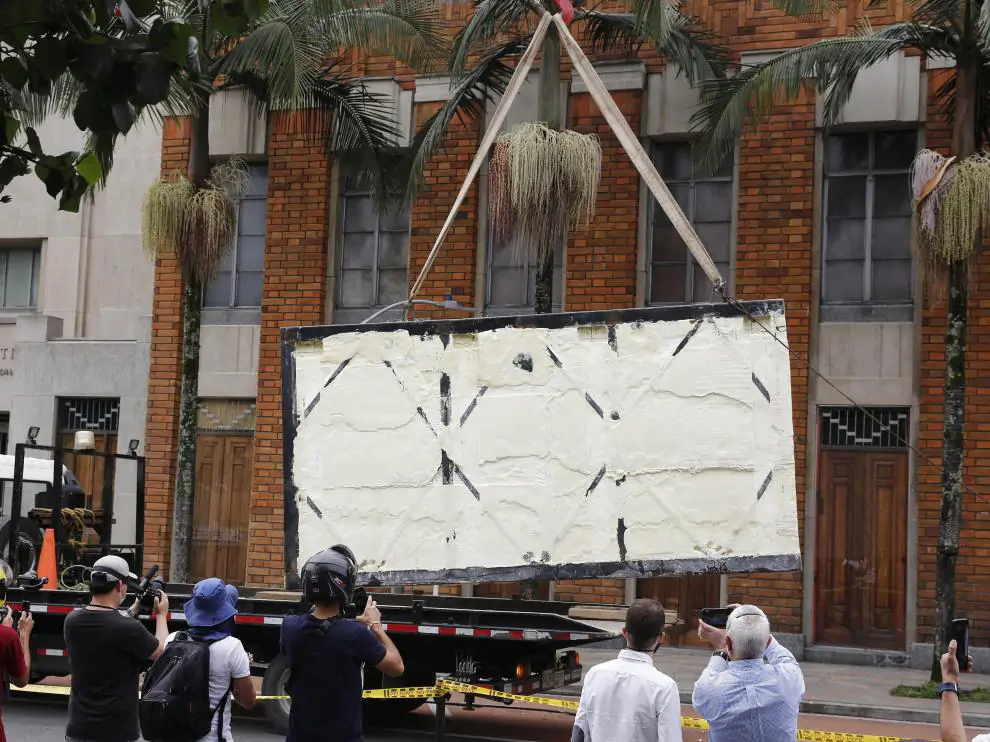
[692,604,804,742]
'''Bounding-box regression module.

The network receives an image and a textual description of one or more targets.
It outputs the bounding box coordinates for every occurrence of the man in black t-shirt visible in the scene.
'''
[63,555,169,742]
[281,546,404,742]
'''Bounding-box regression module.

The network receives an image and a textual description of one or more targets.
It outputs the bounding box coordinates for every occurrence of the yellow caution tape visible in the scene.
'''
[437,678,579,710]
[18,680,933,742]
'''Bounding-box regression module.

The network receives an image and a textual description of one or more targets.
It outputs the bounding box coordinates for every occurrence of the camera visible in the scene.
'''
[345,586,369,618]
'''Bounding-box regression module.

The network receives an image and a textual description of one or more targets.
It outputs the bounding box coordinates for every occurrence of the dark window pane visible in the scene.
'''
[340,269,373,306]
[874,130,917,170]
[204,272,232,308]
[490,238,527,267]
[6,249,34,308]
[872,259,913,301]
[344,196,377,232]
[692,260,720,303]
[29,250,39,306]
[246,166,268,197]
[873,175,911,217]
[652,225,687,263]
[379,232,408,270]
[827,133,869,172]
[826,177,867,218]
[341,232,375,270]
[653,183,691,226]
[825,218,866,260]
[378,268,407,304]
[236,236,265,272]
[713,152,734,179]
[344,170,373,191]
[235,271,263,307]
[824,259,865,302]
[655,144,693,181]
[695,182,733,223]
[490,265,528,306]
[695,222,732,263]
[872,217,911,259]
[650,263,687,303]
[238,198,266,237]
[381,201,410,231]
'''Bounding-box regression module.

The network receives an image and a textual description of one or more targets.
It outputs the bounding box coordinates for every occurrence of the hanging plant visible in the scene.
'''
[489,121,601,261]
[141,157,250,282]
[911,148,990,294]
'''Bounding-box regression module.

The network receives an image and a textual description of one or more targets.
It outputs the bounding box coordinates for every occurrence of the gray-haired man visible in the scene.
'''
[692,604,805,742]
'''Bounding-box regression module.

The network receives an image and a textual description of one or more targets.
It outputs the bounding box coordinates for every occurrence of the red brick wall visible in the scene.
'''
[144,116,191,573]
[723,91,817,634]
[145,2,968,641]
[554,88,642,605]
[247,113,333,587]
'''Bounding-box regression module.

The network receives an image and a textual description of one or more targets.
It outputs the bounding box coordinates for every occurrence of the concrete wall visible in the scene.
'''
[1,115,160,544]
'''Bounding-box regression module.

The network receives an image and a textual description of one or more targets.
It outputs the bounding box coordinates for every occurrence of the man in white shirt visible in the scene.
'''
[572,599,682,742]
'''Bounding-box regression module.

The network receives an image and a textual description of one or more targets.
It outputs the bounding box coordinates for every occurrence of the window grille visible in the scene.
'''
[58,398,120,432]
[197,400,256,433]
[819,406,909,449]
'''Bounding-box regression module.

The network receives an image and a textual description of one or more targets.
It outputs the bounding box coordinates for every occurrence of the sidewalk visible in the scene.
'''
[558,646,990,728]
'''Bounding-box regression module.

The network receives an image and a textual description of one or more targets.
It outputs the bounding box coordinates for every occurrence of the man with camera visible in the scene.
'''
[693,604,805,742]
[64,555,169,742]
[280,545,404,742]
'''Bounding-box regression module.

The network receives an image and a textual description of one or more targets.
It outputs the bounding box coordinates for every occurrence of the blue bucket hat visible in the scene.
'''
[184,578,239,628]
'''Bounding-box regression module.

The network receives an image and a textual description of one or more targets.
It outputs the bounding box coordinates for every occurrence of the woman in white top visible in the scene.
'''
[165,578,256,742]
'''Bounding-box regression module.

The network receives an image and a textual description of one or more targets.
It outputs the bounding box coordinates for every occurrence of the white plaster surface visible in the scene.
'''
[290,310,799,581]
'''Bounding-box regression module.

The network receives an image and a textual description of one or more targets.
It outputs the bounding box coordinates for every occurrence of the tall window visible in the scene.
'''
[823,130,915,316]
[0,246,41,309]
[204,164,267,313]
[648,143,733,304]
[485,233,563,316]
[334,174,410,324]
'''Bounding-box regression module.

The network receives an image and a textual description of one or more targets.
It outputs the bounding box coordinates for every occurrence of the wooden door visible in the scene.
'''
[59,432,118,510]
[191,434,253,585]
[637,575,721,647]
[815,449,907,649]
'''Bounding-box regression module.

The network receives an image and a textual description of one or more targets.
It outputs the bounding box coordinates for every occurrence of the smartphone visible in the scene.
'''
[952,618,970,671]
[701,607,734,629]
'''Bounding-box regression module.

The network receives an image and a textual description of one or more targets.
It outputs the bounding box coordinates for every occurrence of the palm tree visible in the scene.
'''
[689,0,986,679]
[403,0,729,314]
[24,0,446,583]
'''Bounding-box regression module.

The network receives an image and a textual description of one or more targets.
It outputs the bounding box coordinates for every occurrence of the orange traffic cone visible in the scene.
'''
[38,529,57,590]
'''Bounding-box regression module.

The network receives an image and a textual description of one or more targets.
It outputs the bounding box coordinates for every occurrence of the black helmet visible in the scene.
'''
[301,546,357,605]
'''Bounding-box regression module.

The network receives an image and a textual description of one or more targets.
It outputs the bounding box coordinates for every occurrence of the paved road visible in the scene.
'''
[0,694,973,741]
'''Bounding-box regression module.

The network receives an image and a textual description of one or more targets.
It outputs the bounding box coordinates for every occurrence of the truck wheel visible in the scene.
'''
[261,654,291,736]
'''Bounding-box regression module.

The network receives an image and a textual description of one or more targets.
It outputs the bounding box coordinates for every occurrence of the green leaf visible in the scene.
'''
[111,101,136,135]
[72,91,103,131]
[68,42,114,85]
[0,157,30,188]
[1,117,20,149]
[209,0,251,36]
[74,151,102,186]
[149,19,195,67]
[132,53,173,105]
[24,127,42,156]
[0,58,29,90]
[31,36,68,79]
[59,175,89,213]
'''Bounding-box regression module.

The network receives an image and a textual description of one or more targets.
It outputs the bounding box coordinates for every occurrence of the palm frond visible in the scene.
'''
[399,35,526,203]
[763,0,839,21]
[932,64,990,149]
[580,7,729,85]
[691,24,953,175]
[449,0,538,75]
[296,74,405,204]
[313,0,449,73]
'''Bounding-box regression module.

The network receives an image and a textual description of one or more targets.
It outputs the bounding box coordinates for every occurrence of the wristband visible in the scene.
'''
[938,682,960,697]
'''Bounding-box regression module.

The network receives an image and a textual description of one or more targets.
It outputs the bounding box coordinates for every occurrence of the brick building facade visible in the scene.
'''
[144,0,987,656]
